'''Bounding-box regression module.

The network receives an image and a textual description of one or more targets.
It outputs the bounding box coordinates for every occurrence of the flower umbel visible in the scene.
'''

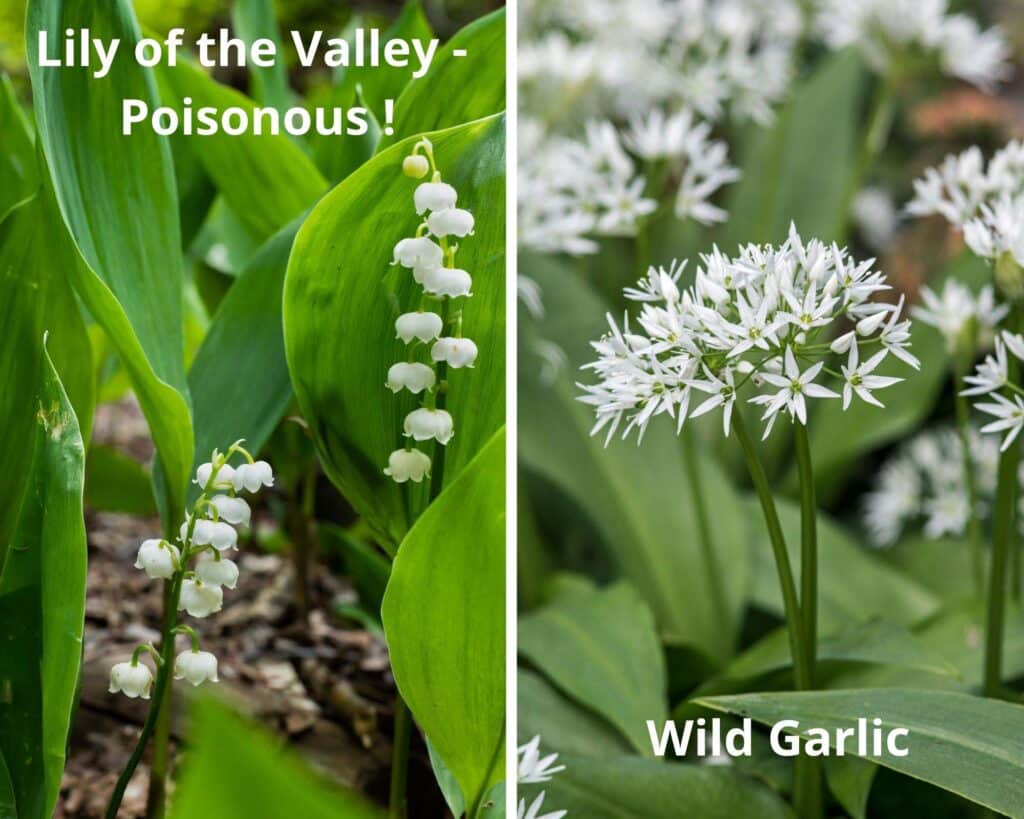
[518,735,568,819]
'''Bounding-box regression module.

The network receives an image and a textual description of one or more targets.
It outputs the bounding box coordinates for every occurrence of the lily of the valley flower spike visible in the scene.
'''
[579,225,919,443]
[384,137,477,485]
[108,442,273,700]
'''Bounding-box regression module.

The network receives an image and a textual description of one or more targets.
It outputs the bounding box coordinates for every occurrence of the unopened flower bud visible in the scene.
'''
[856,309,889,335]
[427,208,475,238]
[134,538,180,579]
[431,337,478,368]
[232,460,274,493]
[195,552,239,589]
[383,448,432,483]
[403,408,455,444]
[422,267,472,299]
[186,518,238,551]
[402,154,429,178]
[174,650,219,686]
[830,331,856,354]
[386,362,437,394]
[209,495,251,527]
[395,311,443,343]
[393,236,443,270]
[178,579,223,618]
[414,181,457,214]
[194,461,236,490]
[109,661,154,699]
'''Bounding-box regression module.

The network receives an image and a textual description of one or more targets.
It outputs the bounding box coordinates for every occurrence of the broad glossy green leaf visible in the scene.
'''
[0,74,35,218]
[825,756,876,819]
[0,193,93,564]
[518,669,635,759]
[285,114,505,545]
[231,0,292,111]
[160,59,327,241]
[526,755,794,819]
[700,688,1024,815]
[188,219,299,478]
[0,345,86,819]
[381,429,505,817]
[84,444,157,517]
[377,9,505,149]
[170,699,379,818]
[28,0,193,525]
[428,740,465,819]
[519,576,666,755]
[519,254,749,657]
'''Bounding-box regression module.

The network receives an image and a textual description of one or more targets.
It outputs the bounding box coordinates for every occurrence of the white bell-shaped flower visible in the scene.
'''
[383,448,432,483]
[134,538,180,579]
[403,408,455,444]
[232,460,274,492]
[194,461,236,490]
[395,311,444,343]
[195,551,240,589]
[109,661,154,699]
[209,494,251,527]
[386,362,437,394]
[393,236,443,270]
[414,181,457,214]
[174,649,219,686]
[427,208,475,238]
[422,267,472,299]
[431,337,478,368]
[186,518,238,552]
[402,154,429,178]
[178,578,224,618]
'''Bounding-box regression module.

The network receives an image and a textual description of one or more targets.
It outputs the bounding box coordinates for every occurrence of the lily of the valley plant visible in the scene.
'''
[579,226,919,819]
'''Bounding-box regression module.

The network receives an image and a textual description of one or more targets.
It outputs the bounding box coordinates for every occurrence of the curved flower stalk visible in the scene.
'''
[105,443,272,818]
[386,137,477,490]
[815,0,1009,89]
[578,226,919,819]
[518,736,568,819]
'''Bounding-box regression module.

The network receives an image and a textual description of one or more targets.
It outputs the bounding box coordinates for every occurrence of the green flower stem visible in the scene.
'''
[954,385,985,598]
[388,698,413,819]
[681,426,727,630]
[839,70,896,238]
[984,429,1018,698]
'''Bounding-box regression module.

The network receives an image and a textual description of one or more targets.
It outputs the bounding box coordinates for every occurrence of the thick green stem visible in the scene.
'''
[984,433,1018,698]
[954,387,985,598]
[388,696,412,819]
[681,426,728,630]
[792,424,823,819]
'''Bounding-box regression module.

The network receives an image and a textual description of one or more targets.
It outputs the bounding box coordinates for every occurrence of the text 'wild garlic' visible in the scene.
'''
[385,137,477,485]
[108,443,273,699]
[579,225,919,443]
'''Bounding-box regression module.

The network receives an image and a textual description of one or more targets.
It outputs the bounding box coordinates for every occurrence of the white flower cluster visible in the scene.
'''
[962,332,1024,452]
[864,425,999,545]
[384,139,478,485]
[519,114,738,255]
[518,736,567,819]
[579,225,920,443]
[911,280,1006,356]
[815,0,1009,89]
[109,445,273,699]
[907,141,1024,268]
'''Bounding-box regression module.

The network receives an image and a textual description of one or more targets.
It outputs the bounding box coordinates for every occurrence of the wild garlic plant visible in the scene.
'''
[105,442,273,818]
[579,226,919,819]
[386,137,477,488]
[518,736,567,819]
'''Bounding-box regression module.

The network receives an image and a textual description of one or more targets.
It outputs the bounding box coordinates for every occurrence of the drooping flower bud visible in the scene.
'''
[386,362,437,394]
[403,408,455,444]
[195,552,240,589]
[194,461,236,490]
[174,650,219,686]
[134,538,180,579]
[178,579,224,618]
[209,494,251,527]
[383,448,432,483]
[422,267,473,299]
[414,181,457,214]
[232,460,274,493]
[427,208,475,238]
[395,311,444,343]
[431,337,478,368]
[393,236,444,270]
[186,518,238,551]
[402,154,429,178]
[109,661,154,699]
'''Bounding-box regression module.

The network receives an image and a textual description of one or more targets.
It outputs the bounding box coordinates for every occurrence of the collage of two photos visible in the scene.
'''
[4,0,1024,817]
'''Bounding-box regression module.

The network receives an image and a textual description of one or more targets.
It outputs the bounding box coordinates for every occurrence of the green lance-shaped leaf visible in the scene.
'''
[0,73,37,219]
[171,699,380,818]
[158,58,328,242]
[0,192,94,567]
[376,8,505,149]
[519,576,667,755]
[699,688,1024,816]
[284,114,505,546]
[231,0,293,112]
[27,0,193,526]
[0,344,87,819]
[381,428,505,818]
